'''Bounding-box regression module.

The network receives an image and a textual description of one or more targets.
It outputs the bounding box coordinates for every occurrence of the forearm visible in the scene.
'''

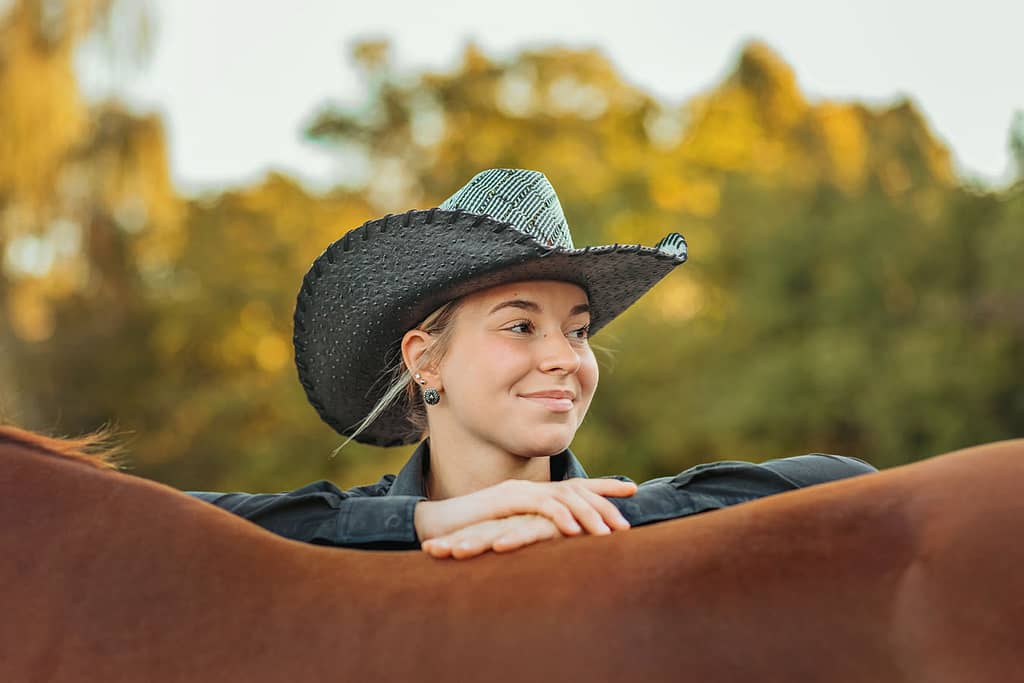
[187,488,425,549]
[607,454,877,527]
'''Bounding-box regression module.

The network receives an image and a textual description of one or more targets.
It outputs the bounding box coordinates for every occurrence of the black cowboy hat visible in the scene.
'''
[293,168,688,447]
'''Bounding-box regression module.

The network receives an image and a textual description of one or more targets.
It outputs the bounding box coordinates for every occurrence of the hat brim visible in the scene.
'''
[293,209,687,447]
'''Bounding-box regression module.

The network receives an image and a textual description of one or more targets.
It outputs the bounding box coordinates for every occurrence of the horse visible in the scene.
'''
[3,424,1023,682]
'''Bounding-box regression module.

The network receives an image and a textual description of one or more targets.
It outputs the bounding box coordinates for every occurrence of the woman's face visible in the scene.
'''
[434,279,598,457]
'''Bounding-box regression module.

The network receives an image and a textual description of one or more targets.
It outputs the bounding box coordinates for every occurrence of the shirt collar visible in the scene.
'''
[386,438,589,497]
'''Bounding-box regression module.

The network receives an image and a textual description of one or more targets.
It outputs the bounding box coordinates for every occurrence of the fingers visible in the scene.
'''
[576,486,631,531]
[576,477,638,498]
[548,479,631,533]
[492,521,559,553]
[497,479,634,536]
[420,538,453,558]
[535,497,586,536]
[422,516,562,560]
[422,519,502,559]
[552,485,613,535]
[437,477,637,543]
[422,534,482,559]
[487,480,581,537]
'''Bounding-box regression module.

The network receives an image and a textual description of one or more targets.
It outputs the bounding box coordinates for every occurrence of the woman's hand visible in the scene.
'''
[422,513,566,559]
[414,477,636,543]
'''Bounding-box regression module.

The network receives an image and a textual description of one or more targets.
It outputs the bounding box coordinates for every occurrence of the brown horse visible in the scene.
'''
[3,424,1023,682]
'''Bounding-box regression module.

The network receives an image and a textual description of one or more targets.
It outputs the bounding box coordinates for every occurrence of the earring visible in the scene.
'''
[415,372,440,405]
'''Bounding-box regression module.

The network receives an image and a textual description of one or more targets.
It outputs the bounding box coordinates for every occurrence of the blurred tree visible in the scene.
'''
[1010,110,1024,180]
[303,38,1008,481]
[3,29,1021,491]
[0,0,165,433]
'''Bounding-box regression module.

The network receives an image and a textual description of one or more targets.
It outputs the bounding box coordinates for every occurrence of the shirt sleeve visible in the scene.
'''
[186,476,426,550]
[606,453,878,527]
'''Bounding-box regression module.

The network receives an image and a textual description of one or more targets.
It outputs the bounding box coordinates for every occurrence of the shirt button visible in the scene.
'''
[385,514,401,529]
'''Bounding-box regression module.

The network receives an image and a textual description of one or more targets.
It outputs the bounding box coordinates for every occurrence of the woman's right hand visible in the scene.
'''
[413,477,637,543]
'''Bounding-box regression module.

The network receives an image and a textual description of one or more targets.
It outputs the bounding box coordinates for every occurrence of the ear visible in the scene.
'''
[401,329,441,386]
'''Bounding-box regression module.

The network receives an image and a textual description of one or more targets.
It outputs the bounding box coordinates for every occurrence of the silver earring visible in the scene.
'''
[422,387,440,405]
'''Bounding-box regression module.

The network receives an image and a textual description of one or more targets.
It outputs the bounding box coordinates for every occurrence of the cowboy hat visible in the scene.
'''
[293,168,688,447]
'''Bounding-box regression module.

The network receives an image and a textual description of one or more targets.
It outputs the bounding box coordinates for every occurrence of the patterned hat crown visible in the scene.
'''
[439,169,575,249]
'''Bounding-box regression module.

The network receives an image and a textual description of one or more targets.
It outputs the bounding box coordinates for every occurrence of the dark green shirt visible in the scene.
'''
[188,439,876,550]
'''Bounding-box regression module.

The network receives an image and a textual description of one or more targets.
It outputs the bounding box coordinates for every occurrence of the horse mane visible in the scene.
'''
[0,423,124,470]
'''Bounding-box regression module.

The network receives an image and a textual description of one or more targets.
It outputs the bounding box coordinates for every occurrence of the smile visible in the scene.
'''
[521,396,575,413]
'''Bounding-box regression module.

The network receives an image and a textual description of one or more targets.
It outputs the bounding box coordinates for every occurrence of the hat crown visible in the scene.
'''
[439,169,574,249]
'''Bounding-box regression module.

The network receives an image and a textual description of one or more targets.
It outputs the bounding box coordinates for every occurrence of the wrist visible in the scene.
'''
[414,500,442,541]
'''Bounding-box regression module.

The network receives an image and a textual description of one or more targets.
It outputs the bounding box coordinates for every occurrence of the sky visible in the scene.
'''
[75,0,1024,196]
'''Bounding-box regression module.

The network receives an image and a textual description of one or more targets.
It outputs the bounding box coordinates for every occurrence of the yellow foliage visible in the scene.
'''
[0,8,88,205]
[679,41,811,178]
[752,138,788,176]
[254,334,290,372]
[689,181,722,218]
[237,301,291,372]
[648,276,706,322]
[676,222,718,260]
[217,326,251,369]
[813,104,868,193]
[85,108,185,272]
[6,282,55,342]
[649,173,720,217]
[731,41,808,131]
[239,300,274,334]
[682,92,763,172]
[605,211,651,246]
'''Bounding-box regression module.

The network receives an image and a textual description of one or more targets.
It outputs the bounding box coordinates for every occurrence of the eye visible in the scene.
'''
[508,321,533,334]
[569,324,590,341]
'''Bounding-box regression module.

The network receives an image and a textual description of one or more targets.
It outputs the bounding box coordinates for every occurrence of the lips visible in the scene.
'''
[520,390,576,400]
[520,390,576,413]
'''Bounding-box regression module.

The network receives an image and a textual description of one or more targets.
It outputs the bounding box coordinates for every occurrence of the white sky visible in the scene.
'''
[76,0,1024,196]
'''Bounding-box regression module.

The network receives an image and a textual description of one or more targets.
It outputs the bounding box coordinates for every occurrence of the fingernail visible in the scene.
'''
[458,540,472,550]
[434,539,450,549]
[599,523,611,534]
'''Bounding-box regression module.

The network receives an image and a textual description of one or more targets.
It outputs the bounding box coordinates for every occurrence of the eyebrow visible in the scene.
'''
[487,299,591,317]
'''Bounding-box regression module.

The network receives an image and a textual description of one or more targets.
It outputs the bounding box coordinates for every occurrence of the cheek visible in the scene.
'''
[572,351,599,420]
[580,350,599,395]
[483,343,534,380]
[452,342,531,397]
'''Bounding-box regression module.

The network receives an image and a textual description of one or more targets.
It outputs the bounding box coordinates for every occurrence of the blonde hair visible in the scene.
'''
[331,297,465,456]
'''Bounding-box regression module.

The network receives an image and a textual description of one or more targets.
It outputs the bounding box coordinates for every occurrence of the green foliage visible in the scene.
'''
[1011,111,1024,179]
[2,19,1022,489]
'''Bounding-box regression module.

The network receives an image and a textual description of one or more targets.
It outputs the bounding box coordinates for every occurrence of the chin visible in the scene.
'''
[514,428,575,458]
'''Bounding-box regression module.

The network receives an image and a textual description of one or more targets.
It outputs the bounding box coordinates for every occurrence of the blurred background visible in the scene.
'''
[1,0,1022,492]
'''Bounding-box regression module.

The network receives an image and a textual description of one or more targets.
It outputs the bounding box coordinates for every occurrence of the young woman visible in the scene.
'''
[189,169,876,559]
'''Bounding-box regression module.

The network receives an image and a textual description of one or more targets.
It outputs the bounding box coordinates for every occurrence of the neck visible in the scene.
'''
[424,429,551,500]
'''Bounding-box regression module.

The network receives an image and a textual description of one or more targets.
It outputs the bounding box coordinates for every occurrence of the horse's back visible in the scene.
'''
[3,435,1023,682]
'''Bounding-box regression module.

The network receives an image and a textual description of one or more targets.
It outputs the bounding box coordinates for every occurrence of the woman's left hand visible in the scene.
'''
[421,513,567,560]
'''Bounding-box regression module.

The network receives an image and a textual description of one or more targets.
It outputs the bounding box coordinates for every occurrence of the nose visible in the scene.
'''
[537,330,582,375]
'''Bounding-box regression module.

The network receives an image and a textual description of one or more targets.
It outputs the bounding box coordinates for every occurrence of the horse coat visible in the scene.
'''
[2,427,1023,682]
